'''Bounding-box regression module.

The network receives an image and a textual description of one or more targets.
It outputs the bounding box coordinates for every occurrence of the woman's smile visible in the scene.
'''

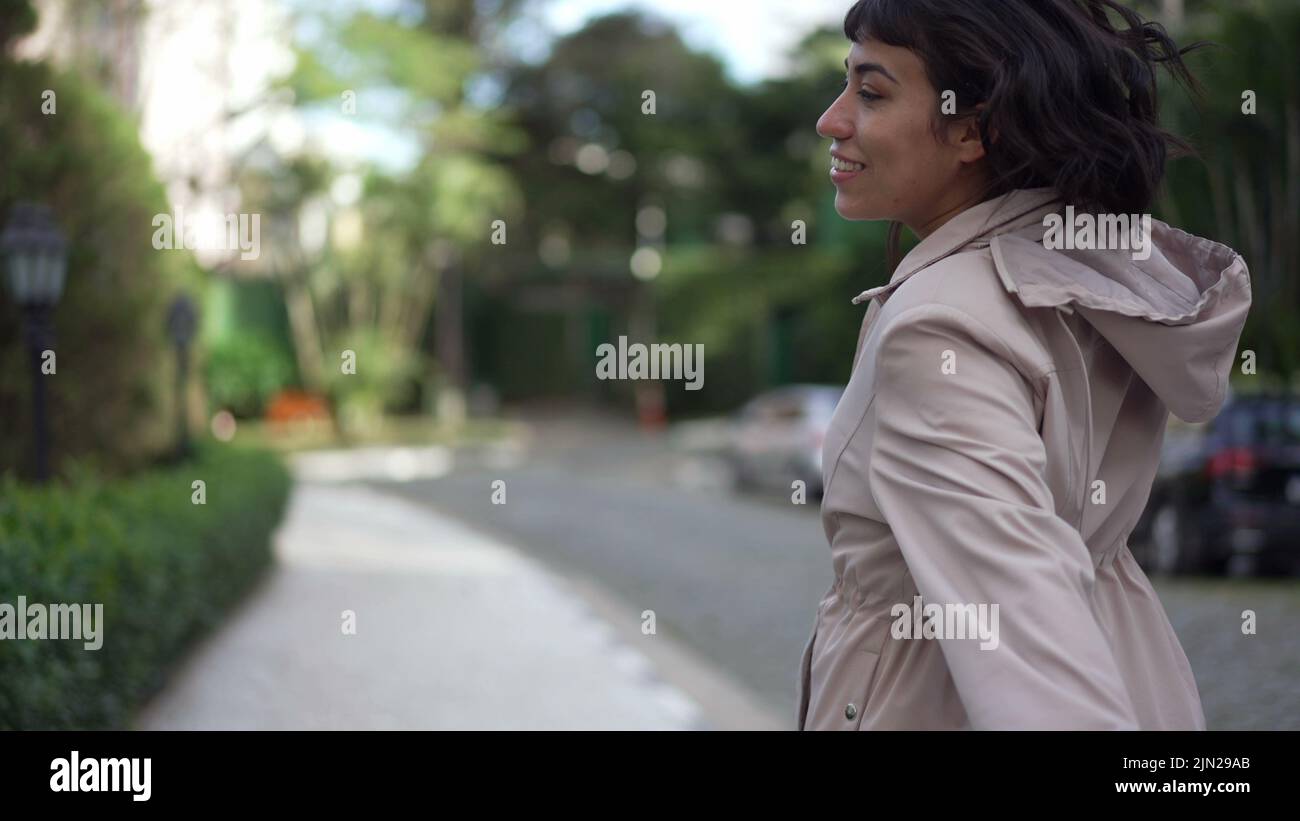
[830,150,866,183]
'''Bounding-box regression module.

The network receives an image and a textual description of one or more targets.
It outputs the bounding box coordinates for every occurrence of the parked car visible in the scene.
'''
[1131,392,1300,576]
[725,384,843,499]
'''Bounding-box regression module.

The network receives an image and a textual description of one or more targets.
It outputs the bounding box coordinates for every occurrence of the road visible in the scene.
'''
[370,412,831,724]
[370,409,1300,730]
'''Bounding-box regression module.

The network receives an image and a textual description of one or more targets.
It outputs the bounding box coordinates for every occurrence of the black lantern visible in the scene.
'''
[1,203,68,482]
[166,293,198,459]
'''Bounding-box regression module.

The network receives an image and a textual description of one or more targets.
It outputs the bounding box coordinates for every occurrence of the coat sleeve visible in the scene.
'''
[866,303,1140,730]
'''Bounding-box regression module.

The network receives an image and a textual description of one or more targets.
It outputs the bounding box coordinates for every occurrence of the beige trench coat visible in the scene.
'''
[796,187,1252,730]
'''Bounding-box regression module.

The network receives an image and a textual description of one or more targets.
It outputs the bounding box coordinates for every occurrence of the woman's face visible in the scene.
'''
[816,38,984,234]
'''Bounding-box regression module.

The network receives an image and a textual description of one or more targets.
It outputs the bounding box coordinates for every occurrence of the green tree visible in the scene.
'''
[232,0,524,429]
[1160,0,1300,380]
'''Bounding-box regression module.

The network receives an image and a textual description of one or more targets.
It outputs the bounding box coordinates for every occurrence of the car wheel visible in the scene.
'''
[1204,553,1232,577]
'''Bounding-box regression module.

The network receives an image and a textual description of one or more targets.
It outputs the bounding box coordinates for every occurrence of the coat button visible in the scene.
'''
[845,703,857,720]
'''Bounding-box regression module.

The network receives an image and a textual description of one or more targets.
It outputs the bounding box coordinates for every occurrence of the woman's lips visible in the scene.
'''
[830,166,863,184]
[830,153,866,184]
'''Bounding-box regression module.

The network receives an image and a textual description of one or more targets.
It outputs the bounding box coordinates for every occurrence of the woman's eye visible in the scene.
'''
[840,79,880,102]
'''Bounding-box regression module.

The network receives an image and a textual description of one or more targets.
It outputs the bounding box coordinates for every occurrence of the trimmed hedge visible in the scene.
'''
[0,57,203,478]
[0,446,291,729]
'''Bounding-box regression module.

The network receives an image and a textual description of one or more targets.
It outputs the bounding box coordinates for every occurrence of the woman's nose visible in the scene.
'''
[816,100,850,141]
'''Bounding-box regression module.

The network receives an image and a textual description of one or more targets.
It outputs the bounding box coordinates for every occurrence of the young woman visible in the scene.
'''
[797,0,1252,729]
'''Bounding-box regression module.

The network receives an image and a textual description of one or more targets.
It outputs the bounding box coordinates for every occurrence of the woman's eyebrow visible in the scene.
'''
[843,58,900,85]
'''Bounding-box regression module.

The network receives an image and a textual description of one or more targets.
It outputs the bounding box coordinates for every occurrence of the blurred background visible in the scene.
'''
[0,0,1297,730]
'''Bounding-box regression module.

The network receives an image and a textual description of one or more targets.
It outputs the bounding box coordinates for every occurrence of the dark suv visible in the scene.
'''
[1131,393,1300,577]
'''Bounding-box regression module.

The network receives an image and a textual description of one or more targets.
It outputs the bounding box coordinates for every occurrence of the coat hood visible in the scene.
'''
[852,188,1253,424]
[990,205,1252,424]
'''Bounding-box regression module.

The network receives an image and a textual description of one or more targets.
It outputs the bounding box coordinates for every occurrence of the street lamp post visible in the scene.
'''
[1,203,69,483]
[166,294,198,459]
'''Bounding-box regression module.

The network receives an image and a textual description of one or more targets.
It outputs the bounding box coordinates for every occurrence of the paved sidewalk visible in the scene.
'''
[134,481,708,730]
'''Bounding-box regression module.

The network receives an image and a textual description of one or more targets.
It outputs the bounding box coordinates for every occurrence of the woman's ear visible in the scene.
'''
[953,103,989,164]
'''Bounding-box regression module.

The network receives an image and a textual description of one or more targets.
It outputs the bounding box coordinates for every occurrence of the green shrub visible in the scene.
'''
[206,334,296,418]
[0,445,291,729]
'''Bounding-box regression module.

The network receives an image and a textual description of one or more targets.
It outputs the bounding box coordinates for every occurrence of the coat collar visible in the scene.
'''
[851,187,1064,305]
[845,186,1252,426]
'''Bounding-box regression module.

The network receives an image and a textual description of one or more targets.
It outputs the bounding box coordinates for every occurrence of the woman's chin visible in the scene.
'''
[833,196,881,222]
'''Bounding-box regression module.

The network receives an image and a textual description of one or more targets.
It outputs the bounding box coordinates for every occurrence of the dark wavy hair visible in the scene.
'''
[840,0,1209,270]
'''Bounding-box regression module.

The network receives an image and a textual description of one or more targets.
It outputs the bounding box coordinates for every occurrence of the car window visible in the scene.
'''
[742,395,797,421]
[771,398,806,420]
[742,388,841,423]
[1220,401,1300,445]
